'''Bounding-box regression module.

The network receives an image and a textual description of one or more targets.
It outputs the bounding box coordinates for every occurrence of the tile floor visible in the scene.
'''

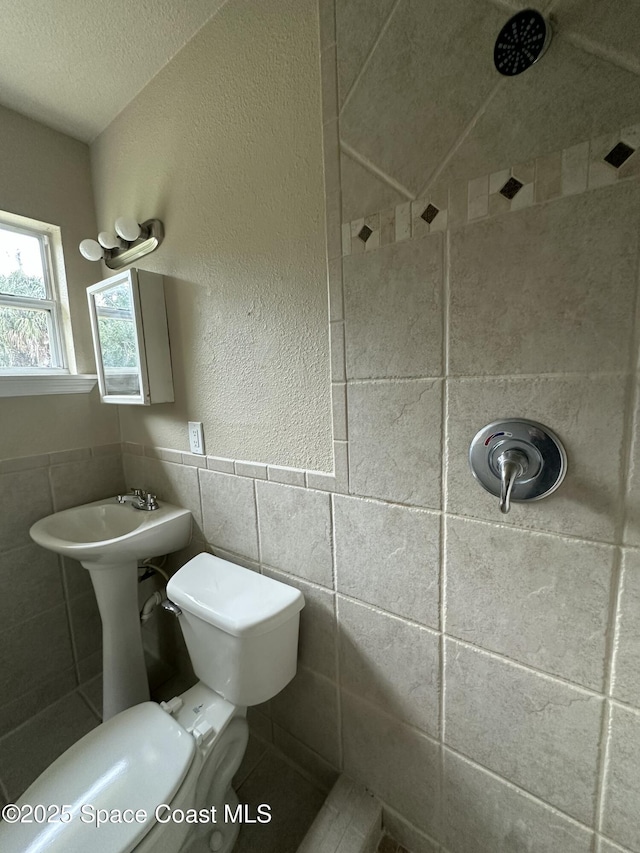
[377,837,409,853]
[0,679,326,853]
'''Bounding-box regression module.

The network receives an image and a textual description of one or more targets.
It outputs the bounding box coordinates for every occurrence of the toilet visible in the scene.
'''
[0,552,304,853]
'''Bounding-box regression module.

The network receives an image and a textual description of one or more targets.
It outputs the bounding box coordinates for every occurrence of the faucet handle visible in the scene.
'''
[496,450,528,514]
[130,488,145,498]
[143,493,159,511]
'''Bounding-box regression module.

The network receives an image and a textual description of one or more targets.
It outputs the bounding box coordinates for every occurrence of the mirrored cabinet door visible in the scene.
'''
[87,268,174,405]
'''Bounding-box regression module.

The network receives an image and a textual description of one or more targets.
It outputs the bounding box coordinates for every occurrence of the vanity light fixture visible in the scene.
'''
[79,217,164,270]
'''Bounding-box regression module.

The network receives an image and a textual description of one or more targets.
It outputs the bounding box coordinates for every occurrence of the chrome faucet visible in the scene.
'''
[496,450,528,514]
[116,489,160,511]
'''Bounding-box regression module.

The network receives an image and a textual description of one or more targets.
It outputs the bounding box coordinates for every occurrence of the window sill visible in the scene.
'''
[0,374,98,398]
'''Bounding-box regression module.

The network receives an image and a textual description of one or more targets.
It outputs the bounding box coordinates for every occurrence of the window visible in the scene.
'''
[0,212,96,397]
[0,218,66,372]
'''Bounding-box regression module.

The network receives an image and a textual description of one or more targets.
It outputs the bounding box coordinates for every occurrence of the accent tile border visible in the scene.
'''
[0,443,121,474]
[341,123,640,256]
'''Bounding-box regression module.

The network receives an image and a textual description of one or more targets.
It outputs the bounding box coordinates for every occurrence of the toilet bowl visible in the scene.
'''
[0,552,304,853]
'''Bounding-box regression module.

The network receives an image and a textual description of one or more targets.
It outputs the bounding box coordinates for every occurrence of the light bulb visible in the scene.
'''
[114,216,141,242]
[79,239,104,262]
[98,231,119,249]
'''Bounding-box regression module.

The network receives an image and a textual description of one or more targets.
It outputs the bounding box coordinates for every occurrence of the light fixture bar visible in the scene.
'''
[103,219,164,270]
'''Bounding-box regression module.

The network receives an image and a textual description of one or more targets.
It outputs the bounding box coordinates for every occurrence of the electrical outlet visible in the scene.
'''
[188,421,205,455]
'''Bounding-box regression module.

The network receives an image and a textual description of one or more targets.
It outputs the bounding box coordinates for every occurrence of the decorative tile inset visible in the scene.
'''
[358,224,373,243]
[421,204,439,224]
[499,176,523,200]
[604,141,635,169]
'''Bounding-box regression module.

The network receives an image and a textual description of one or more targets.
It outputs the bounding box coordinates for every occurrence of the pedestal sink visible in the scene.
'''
[30,497,191,720]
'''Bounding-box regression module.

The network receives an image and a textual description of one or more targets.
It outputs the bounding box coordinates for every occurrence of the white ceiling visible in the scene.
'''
[0,0,228,143]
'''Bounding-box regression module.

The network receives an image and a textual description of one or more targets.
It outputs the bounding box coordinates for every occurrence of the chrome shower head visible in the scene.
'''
[494,9,552,76]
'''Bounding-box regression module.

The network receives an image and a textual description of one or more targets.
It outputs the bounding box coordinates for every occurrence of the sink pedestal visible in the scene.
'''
[84,561,150,720]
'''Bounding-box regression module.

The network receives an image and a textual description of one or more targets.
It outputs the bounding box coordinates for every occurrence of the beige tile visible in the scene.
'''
[561,141,590,196]
[381,810,439,853]
[336,0,397,105]
[0,668,77,740]
[445,516,614,690]
[344,234,443,380]
[332,383,348,441]
[340,0,504,195]
[68,590,102,665]
[328,255,344,322]
[0,467,53,551]
[340,152,406,222]
[50,455,125,512]
[235,460,267,479]
[446,375,626,542]
[321,43,339,124]
[181,452,207,468]
[233,733,268,788]
[270,667,340,768]
[0,452,50,474]
[199,469,258,561]
[334,495,440,627]
[467,175,488,221]
[263,567,336,679]
[394,202,411,242]
[234,750,326,853]
[535,150,562,203]
[319,0,336,51]
[341,690,440,836]
[267,465,306,487]
[441,36,640,185]
[273,725,339,791]
[602,704,640,851]
[598,838,634,853]
[612,550,640,708]
[445,640,603,824]
[206,456,235,474]
[0,604,74,707]
[0,545,64,630]
[449,182,640,376]
[348,379,442,508]
[338,597,439,736]
[256,481,333,587]
[624,382,640,546]
[137,457,202,534]
[0,692,99,800]
[442,749,594,853]
[553,0,640,77]
[324,119,341,199]
[331,320,346,382]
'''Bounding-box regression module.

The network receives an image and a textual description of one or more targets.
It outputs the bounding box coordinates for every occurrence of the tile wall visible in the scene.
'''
[122,2,640,852]
[4,1,640,852]
[0,444,124,800]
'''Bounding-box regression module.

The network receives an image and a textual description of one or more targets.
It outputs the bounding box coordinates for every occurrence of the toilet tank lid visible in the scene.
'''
[167,552,304,637]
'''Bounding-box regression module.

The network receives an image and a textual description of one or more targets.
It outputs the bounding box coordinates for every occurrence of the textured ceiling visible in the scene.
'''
[0,0,228,142]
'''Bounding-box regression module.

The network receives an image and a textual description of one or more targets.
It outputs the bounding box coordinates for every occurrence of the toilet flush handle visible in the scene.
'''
[161,598,182,617]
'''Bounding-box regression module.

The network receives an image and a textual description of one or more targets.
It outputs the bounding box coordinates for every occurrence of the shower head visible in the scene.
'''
[494,9,552,76]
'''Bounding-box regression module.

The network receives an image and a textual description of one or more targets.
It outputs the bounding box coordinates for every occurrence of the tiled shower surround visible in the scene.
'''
[3,2,640,853]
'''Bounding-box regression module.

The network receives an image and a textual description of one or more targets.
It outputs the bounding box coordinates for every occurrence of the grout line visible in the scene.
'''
[417,79,503,198]
[560,29,640,81]
[58,554,82,686]
[593,209,640,840]
[334,578,344,771]
[340,141,415,201]
[339,0,404,116]
[345,371,627,383]
[253,479,263,568]
[442,743,598,835]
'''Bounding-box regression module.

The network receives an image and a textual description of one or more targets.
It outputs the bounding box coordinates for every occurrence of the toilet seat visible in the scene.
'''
[0,702,195,853]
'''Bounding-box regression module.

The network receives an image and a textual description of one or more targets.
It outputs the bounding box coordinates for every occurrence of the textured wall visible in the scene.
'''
[90,0,333,471]
[0,105,120,458]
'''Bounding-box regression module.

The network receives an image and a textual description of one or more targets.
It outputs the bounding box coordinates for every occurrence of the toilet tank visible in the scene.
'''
[166,553,304,706]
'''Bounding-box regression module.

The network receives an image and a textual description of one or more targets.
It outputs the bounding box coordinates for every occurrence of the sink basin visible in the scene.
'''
[30,496,192,720]
[30,497,191,566]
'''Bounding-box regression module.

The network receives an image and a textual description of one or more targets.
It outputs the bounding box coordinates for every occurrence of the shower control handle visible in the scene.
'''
[468,419,567,514]
[497,449,528,514]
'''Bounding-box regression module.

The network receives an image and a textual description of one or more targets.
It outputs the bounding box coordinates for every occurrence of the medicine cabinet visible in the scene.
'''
[87,268,174,405]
